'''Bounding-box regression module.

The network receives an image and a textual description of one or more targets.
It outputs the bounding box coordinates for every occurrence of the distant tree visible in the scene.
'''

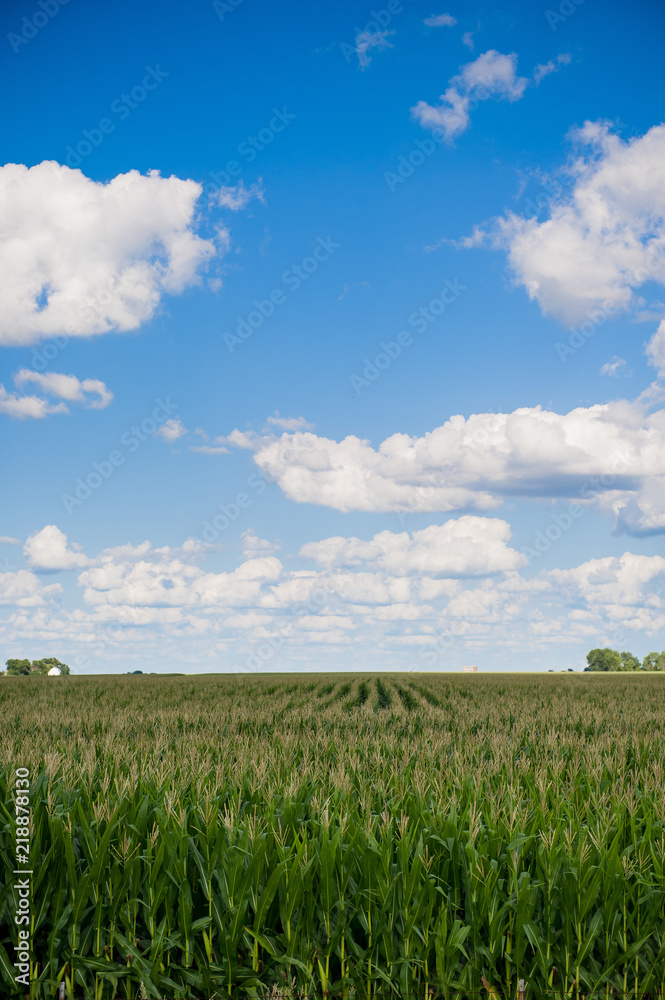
[586,648,622,672]
[620,651,641,671]
[642,651,665,671]
[6,658,32,676]
[32,657,70,675]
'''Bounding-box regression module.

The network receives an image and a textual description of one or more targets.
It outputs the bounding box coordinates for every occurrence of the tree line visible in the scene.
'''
[585,648,665,671]
[3,657,70,675]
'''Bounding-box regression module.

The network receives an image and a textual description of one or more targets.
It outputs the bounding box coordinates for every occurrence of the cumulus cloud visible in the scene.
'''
[609,479,665,536]
[241,530,281,558]
[78,541,283,608]
[488,123,665,325]
[24,525,89,570]
[155,417,187,442]
[411,50,535,141]
[230,396,665,534]
[0,370,113,419]
[0,386,68,419]
[549,552,665,610]
[646,320,665,377]
[14,371,113,408]
[0,161,217,345]
[424,13,457,27]
[5,525,664,669]
[0,570,61,607]
[300,518,525,577]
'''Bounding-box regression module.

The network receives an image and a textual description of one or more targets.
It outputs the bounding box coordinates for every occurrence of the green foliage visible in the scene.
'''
[643,650,665,671]
[5,657,32,675]
[33,657,70,675]
[619,650,641,671]
[586,648,665,672]
[1,673,665,998]
[4,656,70,676]
[586,647,622,671]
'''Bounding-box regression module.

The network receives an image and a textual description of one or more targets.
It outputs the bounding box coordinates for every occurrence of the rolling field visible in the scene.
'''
[1,673,665,999]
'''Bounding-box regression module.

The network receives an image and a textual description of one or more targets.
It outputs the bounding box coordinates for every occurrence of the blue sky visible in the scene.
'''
[1,0,665,673]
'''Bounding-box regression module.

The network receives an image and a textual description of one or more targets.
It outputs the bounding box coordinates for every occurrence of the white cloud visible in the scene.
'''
[215,181,265,211]
[490,123,665,325]
[239,396,665,534]
[600,356,627,377]
[300,518,525,577]
[462,31,474,49]
[424,13,457,27]
[265,413,314,431]
[0,370,113,419]
[24,525,89,570]
[354,30,394,69]
[0,161,217,345]
[241,530,281,558]
[646,320,665,377]
[411,50,529,141]
[5,525,665,670]
[0,536,20,545]
[14,371,113,408]
[609,478,665,536]
[533,53,570,85]
[550,552,665,609]
[0,570,61,607]
[78,541,283,608]
[412,50,570,142]
[0,386,68,419]
[156,417,187,442]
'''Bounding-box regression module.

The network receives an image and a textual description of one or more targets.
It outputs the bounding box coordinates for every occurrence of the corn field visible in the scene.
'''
[1,672,665,1000]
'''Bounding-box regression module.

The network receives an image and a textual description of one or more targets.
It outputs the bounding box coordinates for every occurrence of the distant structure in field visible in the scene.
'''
[462,665,478,673]
[47,667,62,676]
